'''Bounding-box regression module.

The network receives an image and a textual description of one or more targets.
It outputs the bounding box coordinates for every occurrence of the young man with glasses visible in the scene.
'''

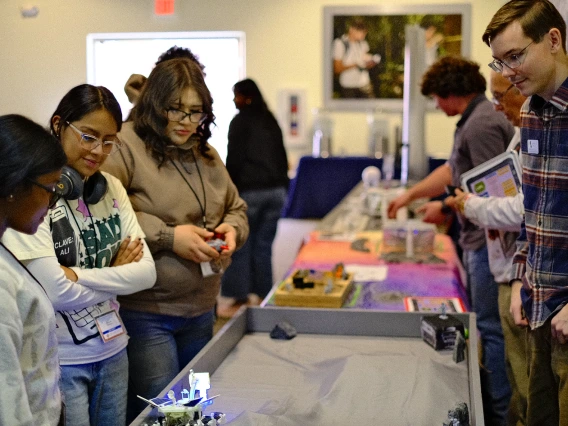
[484,1,568,424]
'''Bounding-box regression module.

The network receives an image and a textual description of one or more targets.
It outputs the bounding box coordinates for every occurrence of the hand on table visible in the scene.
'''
[173,224,218,263]
[387,192,411,219]
[510,280,528,328]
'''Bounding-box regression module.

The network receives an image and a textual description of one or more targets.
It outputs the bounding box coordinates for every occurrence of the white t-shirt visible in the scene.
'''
[2,172,155,365]
[333,35,371,88]
[0,244,61,425]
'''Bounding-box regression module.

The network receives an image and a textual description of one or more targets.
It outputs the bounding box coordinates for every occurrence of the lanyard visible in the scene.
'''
[65,199,98,268]
[170,150,207,229]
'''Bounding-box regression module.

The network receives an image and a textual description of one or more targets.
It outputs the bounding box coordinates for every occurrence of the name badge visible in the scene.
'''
[527,139,539,154]
[95,310,125,343]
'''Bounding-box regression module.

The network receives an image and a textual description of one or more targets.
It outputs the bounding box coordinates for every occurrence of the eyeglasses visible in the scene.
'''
[66,122,122,156]
[488,41,533,72]
[166,108,206,124]
[491,84,515,105]
[27,179,63,208]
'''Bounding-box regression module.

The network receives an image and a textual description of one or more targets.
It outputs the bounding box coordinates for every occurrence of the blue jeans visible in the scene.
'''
[463,246,511,425]
[60,348,128,426]
[121,308,214,423]
[221,187,287,300]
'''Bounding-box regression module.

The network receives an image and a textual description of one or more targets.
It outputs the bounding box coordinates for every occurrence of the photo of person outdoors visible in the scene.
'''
[2,84,157,426]
[333,17,382,99]
[330,12,464,100]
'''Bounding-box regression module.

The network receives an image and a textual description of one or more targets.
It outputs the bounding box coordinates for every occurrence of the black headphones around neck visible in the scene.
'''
[59,166,108,205]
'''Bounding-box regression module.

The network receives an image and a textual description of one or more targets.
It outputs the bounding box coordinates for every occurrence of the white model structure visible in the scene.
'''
[138,370,225,426]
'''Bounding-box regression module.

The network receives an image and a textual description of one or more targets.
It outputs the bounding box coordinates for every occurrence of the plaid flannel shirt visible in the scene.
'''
[512,77,568,329]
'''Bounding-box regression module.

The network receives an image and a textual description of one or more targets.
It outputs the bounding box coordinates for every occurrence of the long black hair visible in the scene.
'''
[0,114,67,197]
[233,78,279,125]
[50,84,123,138]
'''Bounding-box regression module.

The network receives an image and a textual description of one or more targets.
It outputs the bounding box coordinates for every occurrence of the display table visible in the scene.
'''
[267,182,469,312]
[268,231,468,311]
[130,307,483,425]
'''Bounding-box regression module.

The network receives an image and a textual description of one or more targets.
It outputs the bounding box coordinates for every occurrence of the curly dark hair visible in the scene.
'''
[131,58,215,166]
[155,46,206,76]
[420,56,486,98]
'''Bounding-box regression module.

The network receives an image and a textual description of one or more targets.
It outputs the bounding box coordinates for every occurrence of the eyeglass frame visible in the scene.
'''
[166,107,207,124]
[491,84,516,106]
[27,178,63,208]
[488,41,534,73]
[66,121,122,156]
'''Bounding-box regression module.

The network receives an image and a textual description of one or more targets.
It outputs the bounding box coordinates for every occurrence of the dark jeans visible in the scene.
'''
[221,187,287,300]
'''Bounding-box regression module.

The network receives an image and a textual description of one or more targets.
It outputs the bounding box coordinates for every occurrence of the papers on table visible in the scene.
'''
[345,264,388,282]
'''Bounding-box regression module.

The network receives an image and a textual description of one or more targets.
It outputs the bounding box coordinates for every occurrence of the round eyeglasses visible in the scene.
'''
[66,122,122,156]
[166,108,206,124]
[488,41,533,73]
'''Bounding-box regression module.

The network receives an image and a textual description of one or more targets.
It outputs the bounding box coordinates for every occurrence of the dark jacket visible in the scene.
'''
[225,108,289,192]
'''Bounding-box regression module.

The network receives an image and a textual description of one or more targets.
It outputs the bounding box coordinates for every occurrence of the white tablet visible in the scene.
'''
[460,150,522,197]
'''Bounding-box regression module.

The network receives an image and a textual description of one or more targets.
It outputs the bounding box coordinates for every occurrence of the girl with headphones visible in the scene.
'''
[102,57,249,422]
[2,84,156,426]
[0,115,67,425]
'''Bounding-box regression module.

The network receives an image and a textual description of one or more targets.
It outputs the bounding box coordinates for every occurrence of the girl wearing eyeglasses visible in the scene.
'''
[0,114,66,425]
[2,84,157,426]
[102,57,248,422]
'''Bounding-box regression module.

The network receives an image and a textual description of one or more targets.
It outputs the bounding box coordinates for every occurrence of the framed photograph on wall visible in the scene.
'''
[323,4,471,111]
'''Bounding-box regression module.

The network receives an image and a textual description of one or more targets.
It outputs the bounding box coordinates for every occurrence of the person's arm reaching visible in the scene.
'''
[387,162,452,219]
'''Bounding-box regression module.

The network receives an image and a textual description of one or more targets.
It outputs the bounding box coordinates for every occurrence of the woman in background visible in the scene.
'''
[2,85,156,426]
[218,78,289,318]
[102,57,248,422]
[0,114,66,425]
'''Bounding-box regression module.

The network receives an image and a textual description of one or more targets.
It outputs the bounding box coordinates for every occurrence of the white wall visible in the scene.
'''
[0,0,506,167]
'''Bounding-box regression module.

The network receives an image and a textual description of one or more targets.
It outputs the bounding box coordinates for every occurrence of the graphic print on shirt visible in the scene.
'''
[51,205,78,266]
[50,198,123,345]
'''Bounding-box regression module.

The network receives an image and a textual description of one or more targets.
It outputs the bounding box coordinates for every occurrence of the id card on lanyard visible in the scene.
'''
[95,310,125,343]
